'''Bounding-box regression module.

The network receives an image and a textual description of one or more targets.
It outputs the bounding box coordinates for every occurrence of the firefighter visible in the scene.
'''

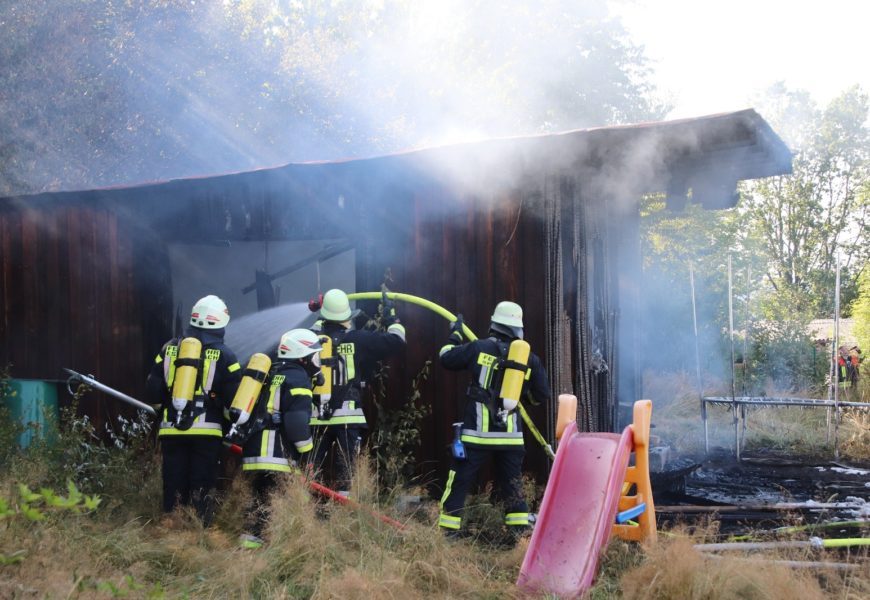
[848,346,862,401]
[237,329,322,549]
[437,301,551,542]
[837,346,851,394]
[308,288,406,495]
[145,295,242,525]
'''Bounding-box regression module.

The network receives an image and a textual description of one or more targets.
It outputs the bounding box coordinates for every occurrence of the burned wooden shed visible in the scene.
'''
[0,109,791,477]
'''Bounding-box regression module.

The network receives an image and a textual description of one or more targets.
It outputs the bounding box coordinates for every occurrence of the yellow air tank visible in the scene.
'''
[171,337,202,413]
[498,339,530,412]
[312,335,332,400]
[229,353,271,428]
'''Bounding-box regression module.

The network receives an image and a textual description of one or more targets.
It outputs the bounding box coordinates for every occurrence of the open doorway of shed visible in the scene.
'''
[167,238,355,332]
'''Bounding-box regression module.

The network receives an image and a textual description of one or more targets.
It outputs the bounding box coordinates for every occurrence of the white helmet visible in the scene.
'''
[490,301,523,339]
[190,295,230,329]
[278,329,323,359]
[320,288,352,322]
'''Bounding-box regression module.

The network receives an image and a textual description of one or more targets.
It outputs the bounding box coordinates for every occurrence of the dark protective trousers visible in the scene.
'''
[439,445,528,528]
[309,425,362,492]
[244,471,284,538]
[160,436,222,524]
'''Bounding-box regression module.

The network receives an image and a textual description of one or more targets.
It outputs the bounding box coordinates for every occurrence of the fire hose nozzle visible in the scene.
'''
[308,294,323,313]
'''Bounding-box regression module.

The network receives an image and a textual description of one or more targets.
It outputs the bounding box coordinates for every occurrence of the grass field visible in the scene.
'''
[1,380,868,599]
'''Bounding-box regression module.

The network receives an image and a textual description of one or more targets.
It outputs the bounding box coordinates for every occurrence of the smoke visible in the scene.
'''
[0,0,666,195]
[224,302,315,364]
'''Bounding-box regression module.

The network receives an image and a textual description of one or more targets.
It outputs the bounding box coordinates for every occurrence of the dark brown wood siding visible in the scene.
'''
[0,109,792,486]
[0,201,168,428]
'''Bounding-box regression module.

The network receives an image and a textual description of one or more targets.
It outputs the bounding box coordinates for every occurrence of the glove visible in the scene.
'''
[449,314,464,343]
[318,399,334,421]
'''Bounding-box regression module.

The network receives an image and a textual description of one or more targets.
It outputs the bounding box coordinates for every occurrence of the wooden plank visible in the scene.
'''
[3,212,26,374]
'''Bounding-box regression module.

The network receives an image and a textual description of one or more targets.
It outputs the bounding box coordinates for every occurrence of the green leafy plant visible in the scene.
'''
[371,360,432,490]
[0,365,25,468]
[11,480,101,520]
[0,480,101,569]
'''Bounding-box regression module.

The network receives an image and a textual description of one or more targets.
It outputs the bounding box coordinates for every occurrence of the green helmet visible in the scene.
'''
[320,289,352,322]
[490,301,523,339]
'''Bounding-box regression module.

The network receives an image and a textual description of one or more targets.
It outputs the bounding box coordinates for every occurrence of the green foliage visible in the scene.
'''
[0,480,101,566]
[0,366,25,467]
[7,480,100,520]
[641,85,869,390]
[0,388,160,523]
[0,0,667,195]
[743,84,870,317]
[746,320,823,393]
[640,197,763,379]
[371,360,433,490]
[33,404,158,506]
[852,267,870,352]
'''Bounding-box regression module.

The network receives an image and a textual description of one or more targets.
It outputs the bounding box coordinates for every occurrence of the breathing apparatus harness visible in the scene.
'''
[224,354,272,445]
[307,291,553,459]
[314,327,353,421]
[164,337,217,431]
[466,335,529,427]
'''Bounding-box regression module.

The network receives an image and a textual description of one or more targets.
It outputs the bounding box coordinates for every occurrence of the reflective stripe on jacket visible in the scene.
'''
[440,335,551,449]
[244,362,315,469]
[243,374,291,471]
[310,322,405,428]
[148,334,241,438]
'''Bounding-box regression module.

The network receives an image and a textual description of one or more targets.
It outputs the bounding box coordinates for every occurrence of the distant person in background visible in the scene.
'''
[836,346,851,396]
[146,295,242,525]
[849,346,862,401]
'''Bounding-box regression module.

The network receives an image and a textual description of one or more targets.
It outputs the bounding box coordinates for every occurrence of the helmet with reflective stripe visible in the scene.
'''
[320,288,352,322]
[490,301,523,340]
[190,295,230,329]
[278,328,323,359]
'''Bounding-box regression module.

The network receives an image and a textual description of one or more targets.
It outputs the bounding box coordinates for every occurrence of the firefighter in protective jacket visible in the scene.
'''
[437,301,551,539]
[309,288,406,494]
[237,328,321,549]
[145,295,242,524]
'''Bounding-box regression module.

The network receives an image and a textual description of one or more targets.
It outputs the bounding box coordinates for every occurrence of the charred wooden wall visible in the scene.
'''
[0,156,628,484]
[0,199,172,424]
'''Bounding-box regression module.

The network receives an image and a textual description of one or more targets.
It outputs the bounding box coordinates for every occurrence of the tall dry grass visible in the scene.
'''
[0,453,527,599]
[591,526,870,600]
[2,388,868,599]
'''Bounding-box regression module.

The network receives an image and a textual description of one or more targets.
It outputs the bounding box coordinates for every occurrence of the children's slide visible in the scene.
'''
[517,421,633,598]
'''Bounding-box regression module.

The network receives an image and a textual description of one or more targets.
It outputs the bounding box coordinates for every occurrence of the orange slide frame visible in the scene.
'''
[517,399,656,598]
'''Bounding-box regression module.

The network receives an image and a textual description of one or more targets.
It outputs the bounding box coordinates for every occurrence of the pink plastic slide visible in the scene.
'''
[517,421,633,598]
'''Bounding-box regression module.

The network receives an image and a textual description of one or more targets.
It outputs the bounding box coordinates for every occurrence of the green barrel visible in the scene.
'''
[3,379,59,448]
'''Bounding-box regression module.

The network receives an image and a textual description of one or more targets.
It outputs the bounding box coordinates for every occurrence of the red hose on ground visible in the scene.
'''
[225,426,405,530]
[303,478,407,531]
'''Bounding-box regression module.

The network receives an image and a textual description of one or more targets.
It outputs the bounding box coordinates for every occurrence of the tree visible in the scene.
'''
[640,195,764,379]
[0,0,667,195]
[742,84,870,316]
[853,268,870,354]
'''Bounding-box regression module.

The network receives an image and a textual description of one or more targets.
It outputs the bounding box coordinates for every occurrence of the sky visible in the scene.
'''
[611,0,870,119]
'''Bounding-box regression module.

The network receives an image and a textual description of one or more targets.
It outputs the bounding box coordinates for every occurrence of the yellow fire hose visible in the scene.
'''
[347,291,555,460]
